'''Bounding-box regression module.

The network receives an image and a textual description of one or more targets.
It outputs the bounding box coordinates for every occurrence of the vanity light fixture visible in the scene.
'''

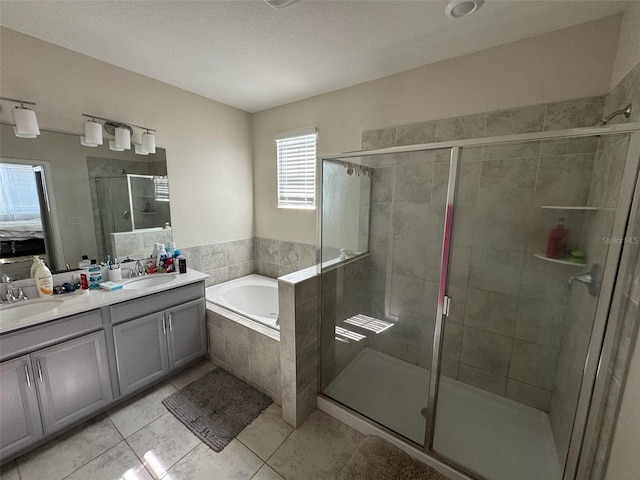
[0,96,41,138]
[80,113,156,155]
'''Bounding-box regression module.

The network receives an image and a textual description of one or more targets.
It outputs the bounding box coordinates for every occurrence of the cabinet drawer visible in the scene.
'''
[0,310,103,362]
[110,282,204,324]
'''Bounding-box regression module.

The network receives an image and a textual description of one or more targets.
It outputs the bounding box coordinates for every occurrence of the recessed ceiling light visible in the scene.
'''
[445,0,484,18]
[264,0,301,9]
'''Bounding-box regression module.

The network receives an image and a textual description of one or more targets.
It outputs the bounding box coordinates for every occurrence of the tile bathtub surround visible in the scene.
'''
[278,269,320,428]
[255,237,317,279]
[207,309,281,404]
[8,360,363,480]
[180,237,255,287]
[358,95,611,412]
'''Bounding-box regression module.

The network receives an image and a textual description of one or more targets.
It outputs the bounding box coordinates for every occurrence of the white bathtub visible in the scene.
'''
[205,274,279,330]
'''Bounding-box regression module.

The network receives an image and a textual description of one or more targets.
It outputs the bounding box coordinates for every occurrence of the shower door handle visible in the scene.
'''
[568,263,601,297]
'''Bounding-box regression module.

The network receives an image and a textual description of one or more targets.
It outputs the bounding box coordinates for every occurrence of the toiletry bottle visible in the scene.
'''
[78,255,91,269]
[546,218,569,259]
[178,255,187,274]
[156,243,168,269]
[35,262,54,297]
[30,256,43,277]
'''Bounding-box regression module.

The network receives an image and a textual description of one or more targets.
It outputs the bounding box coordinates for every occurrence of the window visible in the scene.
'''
[0,163,41,221]
[275,127,317,209]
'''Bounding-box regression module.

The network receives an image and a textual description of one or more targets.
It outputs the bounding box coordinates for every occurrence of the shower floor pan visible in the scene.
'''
[325,348,561,480]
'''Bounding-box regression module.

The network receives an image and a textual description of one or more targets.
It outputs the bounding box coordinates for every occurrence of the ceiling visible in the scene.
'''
[0,0,628,113]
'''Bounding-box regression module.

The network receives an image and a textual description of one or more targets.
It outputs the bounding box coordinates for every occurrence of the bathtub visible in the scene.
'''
[205,274,279,330]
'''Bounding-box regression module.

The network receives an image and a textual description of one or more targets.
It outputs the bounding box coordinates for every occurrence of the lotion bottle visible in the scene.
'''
[30,256,44,278]
[35,262,54,297]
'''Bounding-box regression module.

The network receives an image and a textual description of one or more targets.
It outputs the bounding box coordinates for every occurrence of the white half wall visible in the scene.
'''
[0,27,253,249]
[251,15,621,245]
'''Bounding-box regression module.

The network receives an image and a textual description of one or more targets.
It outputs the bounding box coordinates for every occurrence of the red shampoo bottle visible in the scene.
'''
[546,218,569,259]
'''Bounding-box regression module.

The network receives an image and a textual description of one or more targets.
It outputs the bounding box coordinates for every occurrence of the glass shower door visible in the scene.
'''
[430,134,636,480]
[320,148,452,447]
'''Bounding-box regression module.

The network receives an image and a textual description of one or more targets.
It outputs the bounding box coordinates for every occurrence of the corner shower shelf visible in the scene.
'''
[539,205,598,211]
[533,253,586,267]
[138,212,158,215]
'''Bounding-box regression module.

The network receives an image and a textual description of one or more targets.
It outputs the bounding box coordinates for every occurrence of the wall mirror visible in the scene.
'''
[0,124,171,280]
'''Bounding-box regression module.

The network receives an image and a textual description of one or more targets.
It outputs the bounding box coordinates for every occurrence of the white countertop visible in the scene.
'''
[0,269,209,335]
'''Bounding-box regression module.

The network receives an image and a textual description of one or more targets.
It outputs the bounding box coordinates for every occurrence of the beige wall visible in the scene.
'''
[251,15,621,245]
[0,27,253,250]
[610,2,640,89]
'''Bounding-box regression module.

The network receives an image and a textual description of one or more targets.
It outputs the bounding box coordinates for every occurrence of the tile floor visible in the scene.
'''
[0,360,364,480]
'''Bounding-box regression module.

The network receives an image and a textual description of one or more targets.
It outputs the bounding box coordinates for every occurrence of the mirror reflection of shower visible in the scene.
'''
[95,174,171,259]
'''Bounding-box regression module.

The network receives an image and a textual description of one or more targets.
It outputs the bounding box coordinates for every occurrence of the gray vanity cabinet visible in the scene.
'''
[167,298,207,371]
[32,331,113,433]
[113,311,170,396]
[0,356,43,459]
[111,283,206,397]
[0,330,112,460]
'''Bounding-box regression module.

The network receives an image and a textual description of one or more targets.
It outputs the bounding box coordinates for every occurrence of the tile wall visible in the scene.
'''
[110,228,172,261]
[255,238,317,278]
[181,238,255,287]
[358,96,607,412]
[206,308,281,404]
[278,270,319,427]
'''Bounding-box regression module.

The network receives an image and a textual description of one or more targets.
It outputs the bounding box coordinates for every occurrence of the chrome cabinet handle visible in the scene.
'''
[168,313,173,332]
[162,315,167,334]
[24,364,32,387]
[36,360,43,382]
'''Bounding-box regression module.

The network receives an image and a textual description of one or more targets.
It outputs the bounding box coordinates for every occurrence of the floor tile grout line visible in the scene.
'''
[58,438,128,480]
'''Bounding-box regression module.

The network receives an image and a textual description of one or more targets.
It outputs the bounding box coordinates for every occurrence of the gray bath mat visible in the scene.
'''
[162,368,272,452]
[339,436,449,480]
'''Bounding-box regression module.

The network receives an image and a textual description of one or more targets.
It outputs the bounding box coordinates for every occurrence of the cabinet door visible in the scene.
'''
[167,298,206,371]
[113,311,170,396]
[32,331,113,434]
[0,355,43,460]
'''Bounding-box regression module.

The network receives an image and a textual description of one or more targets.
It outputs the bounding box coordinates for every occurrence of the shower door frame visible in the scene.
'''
[318,122,640,480]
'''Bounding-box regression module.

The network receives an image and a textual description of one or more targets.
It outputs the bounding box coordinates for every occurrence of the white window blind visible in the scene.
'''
[275,128,317,209]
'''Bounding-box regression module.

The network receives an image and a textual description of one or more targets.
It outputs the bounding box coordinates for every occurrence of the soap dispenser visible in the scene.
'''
[35,261,53,297]
[30,256,44,278]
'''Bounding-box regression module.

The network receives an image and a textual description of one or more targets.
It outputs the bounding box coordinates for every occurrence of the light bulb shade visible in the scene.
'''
[142,132,156,154]
[13,107,40,137]
[80,136,98,147]
[84,120,103,145]
[114,126,131,150]
[109,140,125,152]
[134,143,149,155]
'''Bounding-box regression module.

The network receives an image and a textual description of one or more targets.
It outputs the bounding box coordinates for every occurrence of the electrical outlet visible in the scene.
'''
[67,217,81,226]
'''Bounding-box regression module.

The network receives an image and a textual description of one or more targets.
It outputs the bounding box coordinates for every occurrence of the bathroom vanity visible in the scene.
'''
[0,270,208,463]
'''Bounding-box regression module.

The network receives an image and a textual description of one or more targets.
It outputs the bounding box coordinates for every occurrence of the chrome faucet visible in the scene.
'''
[2,274,16,303]
[134,260,148,277]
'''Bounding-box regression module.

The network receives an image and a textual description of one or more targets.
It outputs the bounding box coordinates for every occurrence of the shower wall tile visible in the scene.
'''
[362,127,396,150]
[485,104,546,137]
[458,363,506,396]
[460,327,512,376]
[509,340,558,390]
[456,160,481,206]
[370,202,393,238]
[534,154,594,206]
[514,298,566,349]
[204,267,228,288]
[254,238,317,279]
[506,379,551,412]
[604,60,640,124]
[483,141,541,160]
[469,248,524,296]
[389,274,425,316]
[464,288,518,337]
[477,157,538,206]
[199,243,227,271]
[543,96,606,131]
[443,321,463,361]
[603,137,630,209]
[370,166,394,203]
[472,204,531,252]
[449,246,471,286]
[541,136,599,156]
[396,163,432,204]
[228,261,255,279]
[393,203,429,240]
[391,239,427,279]
[226,238,255,265]
[395,121,437,146]
[519,255,570,303]
[435,113,486,142]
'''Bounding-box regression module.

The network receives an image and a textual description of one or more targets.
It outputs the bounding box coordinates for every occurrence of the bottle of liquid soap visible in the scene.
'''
[35,261,53,297]
[546,218,569,259]
[78,254,91,269]
[30,256,44,277]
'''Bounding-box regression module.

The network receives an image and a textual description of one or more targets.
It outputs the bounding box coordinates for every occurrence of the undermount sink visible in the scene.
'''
[0,299,65,323]
[122,275,177,290]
